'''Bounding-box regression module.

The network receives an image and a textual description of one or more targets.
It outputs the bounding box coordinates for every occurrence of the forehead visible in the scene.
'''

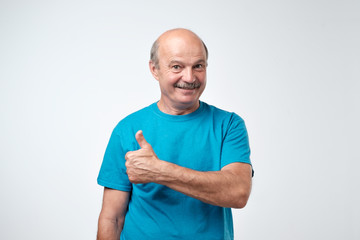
[158,33,207,62]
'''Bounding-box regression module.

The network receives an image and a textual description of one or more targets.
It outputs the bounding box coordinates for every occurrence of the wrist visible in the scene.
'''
[155,160,176,184]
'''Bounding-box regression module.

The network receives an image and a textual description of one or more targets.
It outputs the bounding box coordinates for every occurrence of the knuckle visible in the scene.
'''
[128,175,136,183]
[125,152,132,160]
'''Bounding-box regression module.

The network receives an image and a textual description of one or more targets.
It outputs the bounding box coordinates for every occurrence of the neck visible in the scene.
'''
[157,100,200,115]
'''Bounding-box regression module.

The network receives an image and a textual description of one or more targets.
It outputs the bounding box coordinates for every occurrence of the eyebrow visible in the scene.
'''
[168,59,206,66]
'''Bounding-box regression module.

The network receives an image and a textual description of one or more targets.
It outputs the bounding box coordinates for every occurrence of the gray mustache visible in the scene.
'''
[174,82,201,89]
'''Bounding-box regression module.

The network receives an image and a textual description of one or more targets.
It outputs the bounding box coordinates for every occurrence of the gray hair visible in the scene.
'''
[150,39,208,69]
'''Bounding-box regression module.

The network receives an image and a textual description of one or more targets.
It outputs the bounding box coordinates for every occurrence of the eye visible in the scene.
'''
[171,65,182,72]
[194,64,205,70]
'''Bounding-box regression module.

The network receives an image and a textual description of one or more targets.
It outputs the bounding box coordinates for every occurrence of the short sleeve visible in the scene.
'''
[221,114,253,175]
[97,129,132,191]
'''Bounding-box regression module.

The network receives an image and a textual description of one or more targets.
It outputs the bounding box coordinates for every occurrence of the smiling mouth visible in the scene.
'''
[174,82,201,90]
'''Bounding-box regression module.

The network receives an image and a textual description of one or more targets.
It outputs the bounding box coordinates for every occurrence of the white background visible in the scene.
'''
[1,0,359,239]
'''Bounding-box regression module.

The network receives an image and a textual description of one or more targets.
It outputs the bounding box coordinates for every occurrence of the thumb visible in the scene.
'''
[135,130,150,149]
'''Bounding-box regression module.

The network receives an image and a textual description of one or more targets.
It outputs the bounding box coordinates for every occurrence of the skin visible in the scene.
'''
[97,188,129,240]
[150,28,207,115]
[97,29,252,239]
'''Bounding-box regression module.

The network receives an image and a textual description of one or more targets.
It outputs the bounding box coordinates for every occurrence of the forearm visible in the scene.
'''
[97,216,124,240]
[97,188,129,239]
[156,161,252,208]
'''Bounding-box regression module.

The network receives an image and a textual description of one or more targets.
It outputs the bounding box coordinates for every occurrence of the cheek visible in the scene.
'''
[163,73,182,85]
[197,72,207,84]
[158,75,179,92]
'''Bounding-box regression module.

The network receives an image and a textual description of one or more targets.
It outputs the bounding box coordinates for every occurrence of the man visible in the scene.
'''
[97,28,253,240]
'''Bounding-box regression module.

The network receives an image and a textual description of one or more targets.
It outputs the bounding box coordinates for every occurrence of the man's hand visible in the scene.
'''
[125,130,162,184]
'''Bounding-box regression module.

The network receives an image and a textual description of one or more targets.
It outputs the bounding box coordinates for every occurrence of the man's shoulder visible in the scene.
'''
[124,103,155,120]
[202,101,244,123]
[112,102,156,132]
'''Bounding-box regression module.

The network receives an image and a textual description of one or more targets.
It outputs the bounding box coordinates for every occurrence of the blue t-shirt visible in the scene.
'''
[97,101,252,240]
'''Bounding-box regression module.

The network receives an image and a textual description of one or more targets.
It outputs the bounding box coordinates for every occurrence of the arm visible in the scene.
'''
[158,161,251,208]
[97,188,130,240]
[125,131,252,209]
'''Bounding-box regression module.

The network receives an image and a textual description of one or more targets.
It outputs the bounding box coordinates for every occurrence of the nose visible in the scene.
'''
[182,67,195,83]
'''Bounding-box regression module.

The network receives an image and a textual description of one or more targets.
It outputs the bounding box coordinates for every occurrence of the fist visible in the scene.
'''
[125,130,161,184]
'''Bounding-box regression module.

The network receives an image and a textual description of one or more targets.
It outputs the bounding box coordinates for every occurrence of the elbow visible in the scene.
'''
[233,198,248,209]
[231,190,250,209]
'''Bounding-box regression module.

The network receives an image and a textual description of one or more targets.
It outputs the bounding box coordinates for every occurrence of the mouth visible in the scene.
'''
[174,82,201,90]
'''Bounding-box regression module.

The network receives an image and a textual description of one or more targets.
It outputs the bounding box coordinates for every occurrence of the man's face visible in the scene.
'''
[150,33,207,112]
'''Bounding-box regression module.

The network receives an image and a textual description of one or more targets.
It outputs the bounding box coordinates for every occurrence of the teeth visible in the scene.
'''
[179,86,194,89]
[175,83,200,89]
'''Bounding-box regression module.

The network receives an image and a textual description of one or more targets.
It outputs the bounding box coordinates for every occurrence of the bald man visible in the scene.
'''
[97,28,253,240]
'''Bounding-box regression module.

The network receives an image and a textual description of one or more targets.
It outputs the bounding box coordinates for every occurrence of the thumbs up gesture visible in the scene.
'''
[125,130,162,184]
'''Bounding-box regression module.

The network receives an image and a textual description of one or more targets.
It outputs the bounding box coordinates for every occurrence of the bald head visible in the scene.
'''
[150,28,208,69]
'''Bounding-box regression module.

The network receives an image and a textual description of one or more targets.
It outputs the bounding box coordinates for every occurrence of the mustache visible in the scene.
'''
[174,82,201,89]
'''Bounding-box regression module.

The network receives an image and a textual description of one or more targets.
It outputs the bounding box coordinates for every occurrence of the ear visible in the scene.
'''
[149,60,159,81]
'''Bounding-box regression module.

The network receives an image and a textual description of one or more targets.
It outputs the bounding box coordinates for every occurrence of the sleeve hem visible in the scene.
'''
[221,161,254,177]
[97,178,132,192]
